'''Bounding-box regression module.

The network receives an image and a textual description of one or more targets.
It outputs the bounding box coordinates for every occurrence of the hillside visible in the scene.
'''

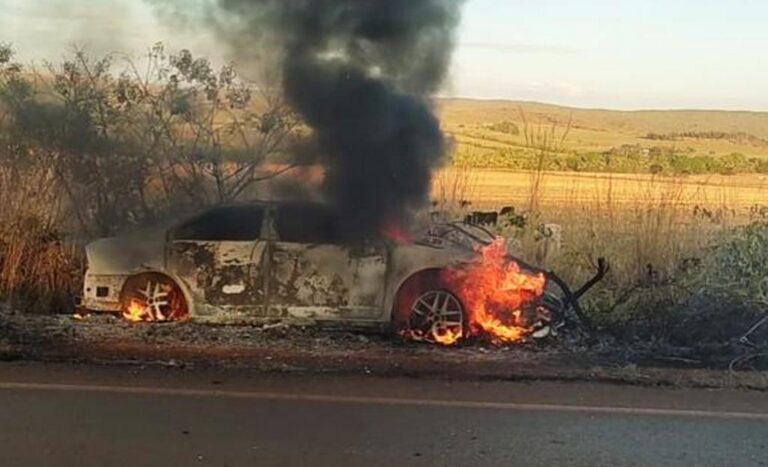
[437,99,768,168]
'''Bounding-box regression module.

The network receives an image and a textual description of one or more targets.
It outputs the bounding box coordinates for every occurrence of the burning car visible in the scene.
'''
[82,201,606,344]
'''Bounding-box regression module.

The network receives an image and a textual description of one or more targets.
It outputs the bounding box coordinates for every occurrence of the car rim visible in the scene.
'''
[409,290,464,342]
[122,275,188,322]
[138,280,171,321]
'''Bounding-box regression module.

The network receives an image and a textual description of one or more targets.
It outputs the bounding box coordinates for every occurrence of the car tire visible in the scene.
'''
[120,273,189,322]
[395,271,467,344]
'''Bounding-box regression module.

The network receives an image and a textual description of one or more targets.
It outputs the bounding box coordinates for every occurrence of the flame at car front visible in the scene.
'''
[398,238,547,346]
[442,239,546,344]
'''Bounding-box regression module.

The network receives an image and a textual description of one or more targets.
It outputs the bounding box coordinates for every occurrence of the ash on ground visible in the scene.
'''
[1,306,767,391]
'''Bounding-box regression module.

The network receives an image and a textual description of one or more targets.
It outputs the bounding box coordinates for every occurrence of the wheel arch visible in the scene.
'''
[390,268,450,326]
[118,270,195,317]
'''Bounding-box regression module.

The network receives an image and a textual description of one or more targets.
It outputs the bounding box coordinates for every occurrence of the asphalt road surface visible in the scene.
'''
[0,362,766,467]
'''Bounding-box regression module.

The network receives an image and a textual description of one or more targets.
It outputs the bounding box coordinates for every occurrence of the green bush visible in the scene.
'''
[486,120,520,135]
[669,220,768,345]
[696,221,768,308]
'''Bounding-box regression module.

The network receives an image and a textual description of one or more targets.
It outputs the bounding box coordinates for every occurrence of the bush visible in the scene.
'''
[695,221,768,309]
[486,120,520,135]
[668,220,768,346]
[0,217,81,314]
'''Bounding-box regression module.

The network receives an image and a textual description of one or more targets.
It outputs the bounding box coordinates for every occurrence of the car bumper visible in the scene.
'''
[82,273,128,313]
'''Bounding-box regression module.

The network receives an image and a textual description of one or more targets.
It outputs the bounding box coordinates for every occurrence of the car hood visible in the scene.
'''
[389,242,479,272]
[390,239,543,279]
[85,228,167,275]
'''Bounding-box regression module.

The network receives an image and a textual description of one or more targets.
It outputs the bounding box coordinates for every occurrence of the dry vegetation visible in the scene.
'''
[438,170,768,211]
[440,99,768,175]
[0,44,299,311]
[440,98,768,155]
[433,165,768,346]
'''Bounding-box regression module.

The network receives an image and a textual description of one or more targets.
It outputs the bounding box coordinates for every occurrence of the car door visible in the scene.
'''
[266,203,388,321]
[166,205,269,317]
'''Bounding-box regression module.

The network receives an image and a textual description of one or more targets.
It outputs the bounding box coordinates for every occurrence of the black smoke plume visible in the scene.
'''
[149,0,465,240]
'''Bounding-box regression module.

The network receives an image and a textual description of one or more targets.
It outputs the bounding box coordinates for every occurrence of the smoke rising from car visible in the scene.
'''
[146,0,465,240]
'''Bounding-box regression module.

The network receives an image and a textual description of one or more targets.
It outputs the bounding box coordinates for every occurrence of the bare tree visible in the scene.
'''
[117,44,301,210]
[1,44,301,235]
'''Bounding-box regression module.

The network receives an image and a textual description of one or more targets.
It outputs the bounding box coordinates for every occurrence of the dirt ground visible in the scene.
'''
[1,306,767,391]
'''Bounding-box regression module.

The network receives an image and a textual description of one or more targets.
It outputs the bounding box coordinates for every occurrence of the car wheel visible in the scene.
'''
[120,273,189,322]
[409,289,465,343]
[396,272,467,344]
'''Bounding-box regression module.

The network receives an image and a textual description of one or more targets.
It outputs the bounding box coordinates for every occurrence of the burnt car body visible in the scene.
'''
[83,202,473,324]
[82,201,605,340]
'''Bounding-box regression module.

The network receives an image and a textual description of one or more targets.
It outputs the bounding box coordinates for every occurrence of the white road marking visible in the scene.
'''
[0,381,766,420]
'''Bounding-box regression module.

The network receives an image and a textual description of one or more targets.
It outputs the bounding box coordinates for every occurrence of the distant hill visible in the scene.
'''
[438,99,768,138]
[437,99,768,163]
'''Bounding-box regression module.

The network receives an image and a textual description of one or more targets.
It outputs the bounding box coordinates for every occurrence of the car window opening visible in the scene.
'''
[274,204,341,245]
[173,206,266,241]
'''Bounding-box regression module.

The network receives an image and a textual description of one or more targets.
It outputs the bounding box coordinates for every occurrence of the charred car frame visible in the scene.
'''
[82,201,607,343]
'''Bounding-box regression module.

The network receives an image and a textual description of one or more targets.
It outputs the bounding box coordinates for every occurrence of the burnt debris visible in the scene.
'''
[147,0,466,240]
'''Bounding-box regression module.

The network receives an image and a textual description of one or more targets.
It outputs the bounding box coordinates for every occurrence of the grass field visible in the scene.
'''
[433,168,768,213]
[438,99,768,160]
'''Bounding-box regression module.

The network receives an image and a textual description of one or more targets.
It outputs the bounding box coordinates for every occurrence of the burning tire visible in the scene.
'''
[395,272,467,345]
[119,273,189,322]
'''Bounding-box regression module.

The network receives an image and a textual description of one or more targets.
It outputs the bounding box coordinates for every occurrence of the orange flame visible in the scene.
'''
[443,238,546,344]
[381,222,413,244]
[400,328,463,346]
[123,300,154,323]
[432,328,463,346]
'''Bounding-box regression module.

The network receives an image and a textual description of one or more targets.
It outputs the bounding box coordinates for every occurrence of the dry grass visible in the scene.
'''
[436,169,768,213]
[518,110,573,213]
[0,163,82,312]
[433,166,478,211]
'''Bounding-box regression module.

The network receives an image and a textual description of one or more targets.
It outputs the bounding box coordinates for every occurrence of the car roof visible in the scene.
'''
[185,201,337,221]
[201,200,333,211]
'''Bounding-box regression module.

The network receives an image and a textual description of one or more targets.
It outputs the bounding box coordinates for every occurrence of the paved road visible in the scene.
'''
[0,362,766,467]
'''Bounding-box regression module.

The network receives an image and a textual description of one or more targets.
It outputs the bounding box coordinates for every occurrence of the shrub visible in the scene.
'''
[667,220,768,346]
[486,120,520,135]
[0,217,82,314]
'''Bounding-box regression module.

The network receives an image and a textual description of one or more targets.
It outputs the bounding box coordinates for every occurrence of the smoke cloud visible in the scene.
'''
[147,0,465,240]
[1,0,142,60]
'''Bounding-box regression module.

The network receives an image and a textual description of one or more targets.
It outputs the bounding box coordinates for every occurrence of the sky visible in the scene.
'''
[1,0,767,111]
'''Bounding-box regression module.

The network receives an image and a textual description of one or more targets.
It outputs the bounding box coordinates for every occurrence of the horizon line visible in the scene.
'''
[436,96,768,114]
